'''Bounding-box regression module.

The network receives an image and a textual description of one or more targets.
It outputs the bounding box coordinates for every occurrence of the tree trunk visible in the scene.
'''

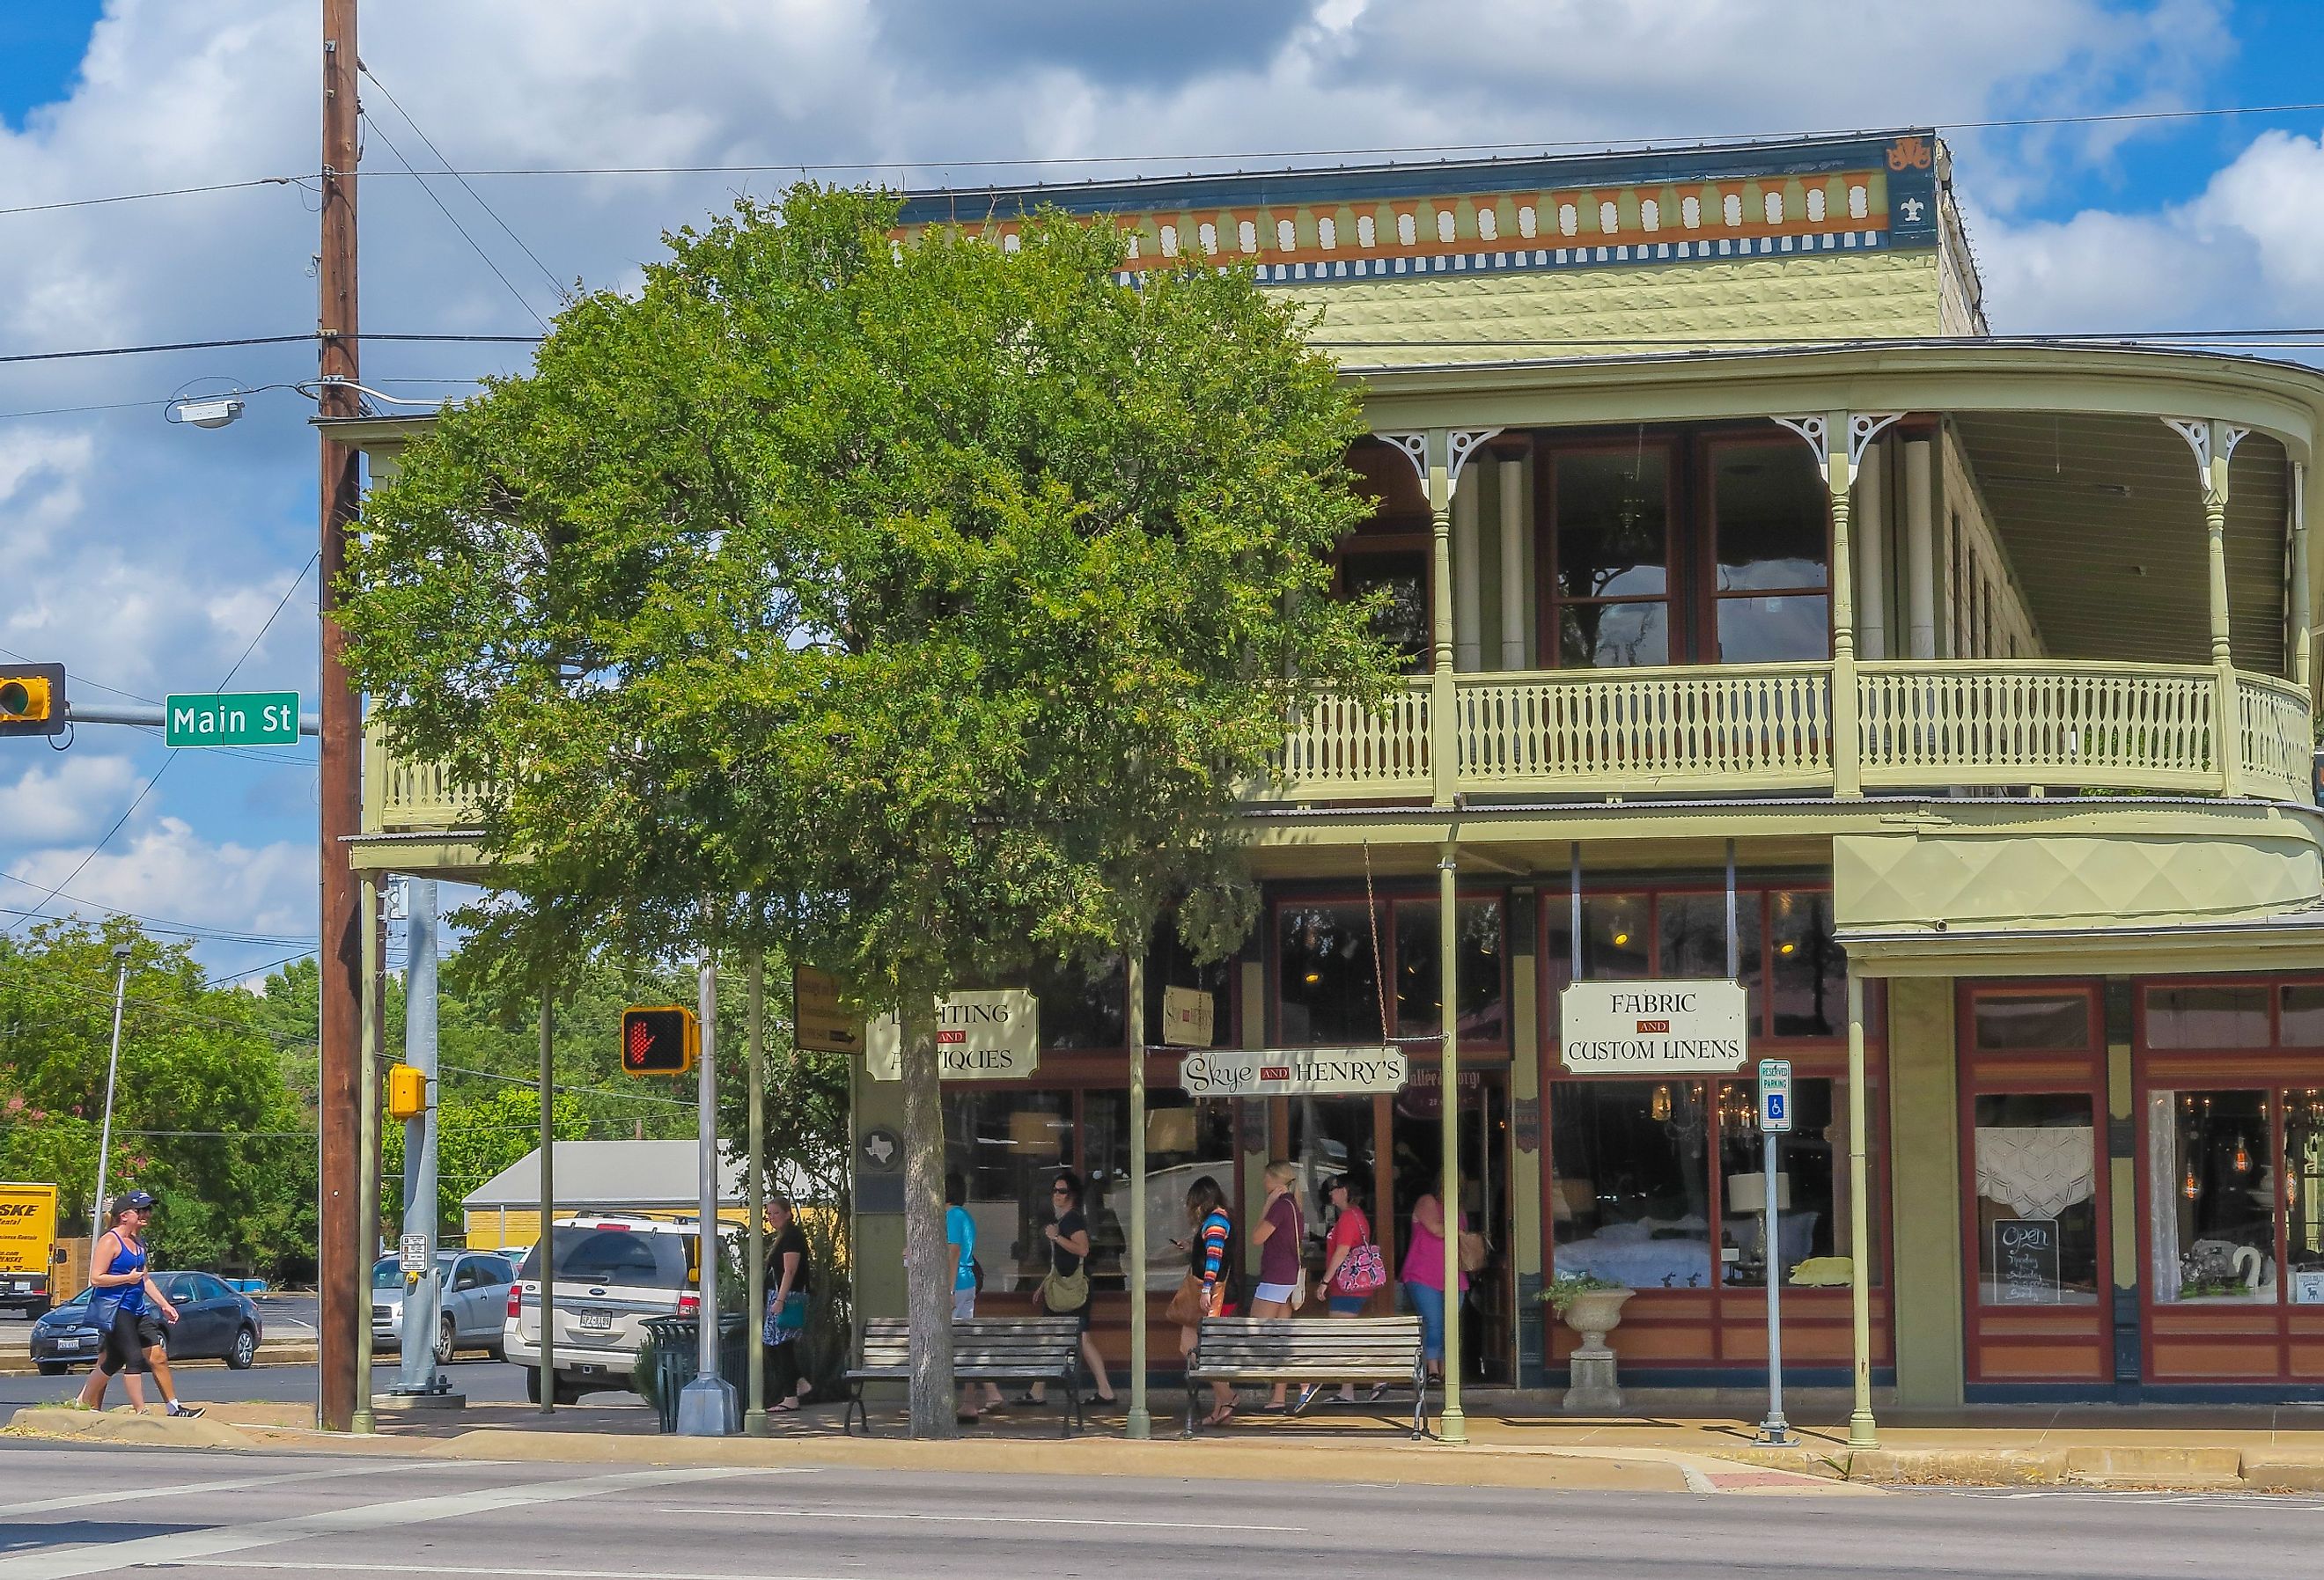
[900,1003,957,1438]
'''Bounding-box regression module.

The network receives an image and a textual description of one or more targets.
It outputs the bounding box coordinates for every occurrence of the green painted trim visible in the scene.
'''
[1886,977,1964,1407]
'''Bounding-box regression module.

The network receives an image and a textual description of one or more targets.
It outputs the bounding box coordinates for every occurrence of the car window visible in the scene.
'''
[482,1257,515,1283]
[371,1260,406,1290]
[452,1260,482,1290]
[193,1275,230,1301]
[160,1274,197,1303]
[520,1227,691,1288]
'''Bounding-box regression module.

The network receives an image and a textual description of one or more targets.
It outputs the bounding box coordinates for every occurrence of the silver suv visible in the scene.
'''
[372,1252,516,1362]
[503,1216,732,1404]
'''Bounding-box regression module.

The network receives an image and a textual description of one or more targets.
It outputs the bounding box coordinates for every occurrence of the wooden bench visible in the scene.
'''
[843,1316,1086,1437]
[1184,1315,1430,1437]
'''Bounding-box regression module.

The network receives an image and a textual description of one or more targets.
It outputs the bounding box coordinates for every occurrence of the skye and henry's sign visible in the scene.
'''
[1179,1047,1407,1098]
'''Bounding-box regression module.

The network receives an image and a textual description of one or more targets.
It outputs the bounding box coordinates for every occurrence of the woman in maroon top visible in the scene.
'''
[1249,1160,1305,1410]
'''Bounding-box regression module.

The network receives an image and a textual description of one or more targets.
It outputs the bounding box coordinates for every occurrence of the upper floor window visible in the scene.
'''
[1549,444,1673,668]
[1710,440,1830,663]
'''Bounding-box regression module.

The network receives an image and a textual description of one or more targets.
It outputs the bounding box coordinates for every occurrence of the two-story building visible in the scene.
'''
[343,128,2324,1410]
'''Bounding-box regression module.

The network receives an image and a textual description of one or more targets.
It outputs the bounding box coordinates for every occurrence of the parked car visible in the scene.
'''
[371,1251,518,1363]
[30,1273,263,1374]
[504,1216,734,1405]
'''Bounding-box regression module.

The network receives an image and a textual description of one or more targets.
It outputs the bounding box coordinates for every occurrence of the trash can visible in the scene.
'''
[643,1313,751,1433]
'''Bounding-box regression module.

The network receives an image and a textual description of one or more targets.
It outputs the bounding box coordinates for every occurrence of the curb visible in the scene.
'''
[0,1346,317,1378]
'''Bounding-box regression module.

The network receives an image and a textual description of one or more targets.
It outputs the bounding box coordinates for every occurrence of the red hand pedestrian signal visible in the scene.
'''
[620,1006,697,1077]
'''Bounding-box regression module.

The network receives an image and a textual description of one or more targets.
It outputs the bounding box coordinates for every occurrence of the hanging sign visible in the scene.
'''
[1159,986,1215,1048]
[1179,1047,1405,1098]
[1558,980,1749,1074]
[866,989,1040,1080]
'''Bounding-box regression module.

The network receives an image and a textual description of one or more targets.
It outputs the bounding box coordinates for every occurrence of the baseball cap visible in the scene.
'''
[118,1189,158,1211]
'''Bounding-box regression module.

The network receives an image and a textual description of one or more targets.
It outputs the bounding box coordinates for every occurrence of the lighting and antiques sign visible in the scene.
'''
[867,989,1040,1080]
[1558,980,1749,1074]
[1180,1047,1406,1098]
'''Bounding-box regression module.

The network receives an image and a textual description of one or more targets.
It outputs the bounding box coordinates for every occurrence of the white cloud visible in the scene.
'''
[6,815,313,942]
[0,753,139,845]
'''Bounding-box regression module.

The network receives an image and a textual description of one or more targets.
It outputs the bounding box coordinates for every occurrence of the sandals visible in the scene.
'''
[1202,1404,1237,1428]
[771,1397,801,1413]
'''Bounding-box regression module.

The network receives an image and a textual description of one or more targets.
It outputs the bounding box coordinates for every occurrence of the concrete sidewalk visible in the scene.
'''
[12,1387,2324,1494]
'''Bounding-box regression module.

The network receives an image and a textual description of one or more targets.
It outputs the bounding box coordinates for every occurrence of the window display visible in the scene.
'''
[943,1091,1070,1295]
[1550,1080,1712,1290]
[1716,1078,1836,1287]
[2151,1090,2273,1302]
[1971,1092,2099,1304]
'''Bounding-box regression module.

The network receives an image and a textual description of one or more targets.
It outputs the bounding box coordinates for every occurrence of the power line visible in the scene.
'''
[0,332,539,367]
[359,108,550,332]
[0,177,300,219]
[357,60,569,305]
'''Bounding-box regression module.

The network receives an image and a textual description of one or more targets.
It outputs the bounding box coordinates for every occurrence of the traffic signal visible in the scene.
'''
[0,663,64,739]
[621,1005,698,1077]
[386,1063,428,1121]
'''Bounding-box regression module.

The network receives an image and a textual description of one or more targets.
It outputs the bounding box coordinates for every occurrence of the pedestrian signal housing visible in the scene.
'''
[0,663,64,738]
[621,1005,699,1077]
[386,1063,428,1121]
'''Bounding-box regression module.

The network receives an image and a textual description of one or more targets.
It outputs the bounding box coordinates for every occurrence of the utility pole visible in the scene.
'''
[315,0,364,1435]
[91,943,133,1233]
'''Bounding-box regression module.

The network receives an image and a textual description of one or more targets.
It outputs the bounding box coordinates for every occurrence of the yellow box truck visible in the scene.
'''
[0,1183,62,1318]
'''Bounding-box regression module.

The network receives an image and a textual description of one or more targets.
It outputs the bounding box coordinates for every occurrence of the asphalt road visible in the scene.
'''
[3,1443,2322,1580]
[0,1354,575,1425]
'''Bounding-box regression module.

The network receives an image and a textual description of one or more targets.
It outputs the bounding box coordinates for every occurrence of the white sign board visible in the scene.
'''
[1179,1047,1406,1098]
[1159,985,1215,1048]
[398,1232,430,1274]
[1558,979,1749,1075]
[1758,1058,1793,1134]
[867,988,1040,1081]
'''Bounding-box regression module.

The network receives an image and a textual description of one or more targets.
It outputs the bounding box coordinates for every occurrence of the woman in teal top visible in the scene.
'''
[946,1172,1002,1420]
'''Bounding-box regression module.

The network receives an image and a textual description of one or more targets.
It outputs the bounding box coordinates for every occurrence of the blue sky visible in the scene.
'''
[1,0,2321,983]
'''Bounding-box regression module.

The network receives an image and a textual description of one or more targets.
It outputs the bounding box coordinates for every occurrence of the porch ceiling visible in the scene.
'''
[1948,413,2287,671]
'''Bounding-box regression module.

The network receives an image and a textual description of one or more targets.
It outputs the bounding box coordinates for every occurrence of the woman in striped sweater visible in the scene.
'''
[1176,1175,1237,1427]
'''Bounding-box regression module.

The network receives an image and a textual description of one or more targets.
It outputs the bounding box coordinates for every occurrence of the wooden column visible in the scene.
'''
[1902,437,1937,660]
[1429,431,1457,809]
[2170,419,2247,796]
[2290,461,2310,694]
[1820,414,1864,798]
[1452,476,1482,672]
[1857,437,1889,661]
[1498,457,1527,671]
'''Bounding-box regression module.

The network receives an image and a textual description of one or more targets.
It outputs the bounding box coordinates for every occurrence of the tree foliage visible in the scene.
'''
[341,185,1393,1433]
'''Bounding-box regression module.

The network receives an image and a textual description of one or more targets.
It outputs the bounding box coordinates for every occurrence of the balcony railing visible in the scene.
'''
[1262,660,2314,807]
[366,661,2317,835]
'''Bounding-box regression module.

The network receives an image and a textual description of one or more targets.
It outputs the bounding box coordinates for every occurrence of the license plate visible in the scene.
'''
[56,1337,85,1351]
[577,1312,613,1331]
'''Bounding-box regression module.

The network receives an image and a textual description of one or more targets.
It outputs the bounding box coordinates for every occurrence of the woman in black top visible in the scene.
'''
[763,1194,813,1411]
[1029,1170,1114,1405]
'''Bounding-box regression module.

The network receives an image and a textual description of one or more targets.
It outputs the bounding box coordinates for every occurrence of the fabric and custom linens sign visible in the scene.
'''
[1558,980,1748,1074]
[1180,1047,1406,1098]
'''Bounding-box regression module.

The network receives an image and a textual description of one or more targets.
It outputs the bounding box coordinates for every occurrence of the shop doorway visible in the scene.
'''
[1390,1068,1514,1383]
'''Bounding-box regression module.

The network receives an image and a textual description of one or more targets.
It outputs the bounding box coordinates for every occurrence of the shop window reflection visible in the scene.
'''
[1394,900,1507,1045]
[1550,1080,1712,1290]
[943,1091,1070,1295]
[1290,1097,1378,1248]
[1084,1091,1235,1294]
[1971,1093,2099,1305]
[1279,904,1386,1045]
[1769,890,1842,1037]
[1658,893,1762,1026]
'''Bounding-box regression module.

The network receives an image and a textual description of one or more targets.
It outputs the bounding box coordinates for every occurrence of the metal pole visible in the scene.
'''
[1758,1129,1791,1443]
[352,876,379,1433]
[92,944,131,1236]
[1845,971,1879,1448]
[314,0,365,1437]
[537,990,555,1414]
[678,948,739,1434]
[398,879,442,1393]
[1438,841,1466,1444]
[746,952,768,1437]
[1126,950,1151,1439]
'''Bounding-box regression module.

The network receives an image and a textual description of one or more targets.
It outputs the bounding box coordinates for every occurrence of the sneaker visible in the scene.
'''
[166,1402,205,1419]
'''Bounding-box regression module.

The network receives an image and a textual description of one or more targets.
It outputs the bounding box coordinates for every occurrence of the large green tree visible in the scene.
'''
[342,185,1393,1435]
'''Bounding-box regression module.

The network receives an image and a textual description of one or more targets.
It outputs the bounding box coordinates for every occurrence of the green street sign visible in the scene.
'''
[165,691,301,747]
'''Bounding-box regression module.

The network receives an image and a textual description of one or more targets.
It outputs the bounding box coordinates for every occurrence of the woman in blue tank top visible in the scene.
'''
[74,1191,198,1416]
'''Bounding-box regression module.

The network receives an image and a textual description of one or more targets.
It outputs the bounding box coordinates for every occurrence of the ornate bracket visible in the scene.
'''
[1771,412,1902,488]
[2164,417,2250,502]
[1373,430,1430,490]
[1446,427,1504,493]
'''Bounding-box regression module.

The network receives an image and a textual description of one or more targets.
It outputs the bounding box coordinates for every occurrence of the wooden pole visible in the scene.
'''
[314,0,364,1436]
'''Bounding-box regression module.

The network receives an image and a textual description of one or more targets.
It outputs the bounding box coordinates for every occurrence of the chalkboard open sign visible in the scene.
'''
[1995,1218,2061,1304]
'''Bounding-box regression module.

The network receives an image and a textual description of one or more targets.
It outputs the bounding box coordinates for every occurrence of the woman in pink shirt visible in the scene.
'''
[1400,1189,1468,1385]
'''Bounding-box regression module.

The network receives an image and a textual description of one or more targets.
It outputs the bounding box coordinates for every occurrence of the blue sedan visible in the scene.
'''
[29,1273,263,1374]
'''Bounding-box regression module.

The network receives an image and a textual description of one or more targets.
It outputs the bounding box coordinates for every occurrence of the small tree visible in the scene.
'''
[342,185,1394,1435]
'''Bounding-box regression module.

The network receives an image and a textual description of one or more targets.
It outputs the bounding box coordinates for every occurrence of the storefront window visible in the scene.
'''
[1279,904,1385,1045]
[2281,986,2324,1047]
[1144,918,1233,1049]
[1972,993,2089,1052]
[1768,890,1842,1037]
[1393,900,1506,1045]
[1549,1080,1713,1290]
[1579,893,1651,979]
[1084,1091,1235,1293]
[1657,893,1762,1018]
[2145,985,2271,1049]
[2290,1090,2324,1304]
[944,1091,1070,1295]
[1289,1096,1378,1246]
[2151,1090,2273,1303]
[1971,1093,2099,1305]
[1717,1078,1836,1288]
